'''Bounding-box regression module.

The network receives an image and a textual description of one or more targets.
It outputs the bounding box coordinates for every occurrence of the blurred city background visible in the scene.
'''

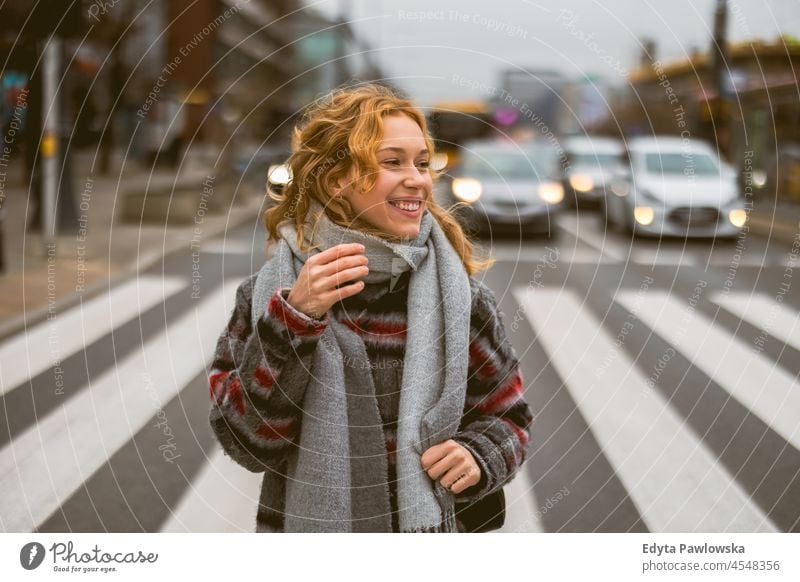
[0,0,798,533]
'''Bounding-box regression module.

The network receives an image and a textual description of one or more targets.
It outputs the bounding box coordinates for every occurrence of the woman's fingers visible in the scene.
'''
[316,253,368,278]
[288,243,367,316]
[425,447,467,480]
[323,264,369,289]
[310,243,365,267]
[441,462,476,490]
[320,279,365,303]
[420,439,453,472]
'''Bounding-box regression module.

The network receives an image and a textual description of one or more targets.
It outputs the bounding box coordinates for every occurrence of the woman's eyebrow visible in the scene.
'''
[378,147,429,155]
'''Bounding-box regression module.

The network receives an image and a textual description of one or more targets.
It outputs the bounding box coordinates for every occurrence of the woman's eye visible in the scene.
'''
[381,159,430,169]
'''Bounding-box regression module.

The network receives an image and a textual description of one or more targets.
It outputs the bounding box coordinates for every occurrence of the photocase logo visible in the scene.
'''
[20,542,46,570]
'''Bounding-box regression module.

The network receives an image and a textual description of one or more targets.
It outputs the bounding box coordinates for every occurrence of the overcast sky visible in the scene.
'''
[304,0,800,106]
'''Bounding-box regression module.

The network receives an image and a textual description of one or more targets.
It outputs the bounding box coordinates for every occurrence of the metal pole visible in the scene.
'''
[712,0,729,157]
[41,36,60,249]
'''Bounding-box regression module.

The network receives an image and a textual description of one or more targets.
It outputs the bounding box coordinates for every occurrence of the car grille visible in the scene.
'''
[493,200,525,212]
[667,207,720,227]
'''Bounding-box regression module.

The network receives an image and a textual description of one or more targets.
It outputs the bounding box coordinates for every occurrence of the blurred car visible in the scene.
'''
[562,136,625,208]
[437,140,565,238]
[605,137,747,238]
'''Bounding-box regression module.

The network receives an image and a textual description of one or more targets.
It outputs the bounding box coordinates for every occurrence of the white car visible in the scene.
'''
[440,140,565,238]
[562,136,625,207]
[605,137,747,238]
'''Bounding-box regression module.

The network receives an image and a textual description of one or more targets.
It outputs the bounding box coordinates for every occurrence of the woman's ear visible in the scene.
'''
[328,177,344,198]
[327,167,354,198]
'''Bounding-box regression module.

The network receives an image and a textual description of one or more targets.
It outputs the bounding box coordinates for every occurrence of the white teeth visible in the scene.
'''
[390,200,421,212]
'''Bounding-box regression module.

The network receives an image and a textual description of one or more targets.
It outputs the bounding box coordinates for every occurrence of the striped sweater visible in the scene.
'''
[208,268,533,532]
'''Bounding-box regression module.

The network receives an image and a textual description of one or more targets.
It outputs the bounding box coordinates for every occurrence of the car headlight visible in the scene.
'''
[268,164,291,186]
[610,180,630,197]
[634,206,655,225]
[452,178,482,203]
[569,174,594,192]
[728,208,747,227]
[538,181,564,204]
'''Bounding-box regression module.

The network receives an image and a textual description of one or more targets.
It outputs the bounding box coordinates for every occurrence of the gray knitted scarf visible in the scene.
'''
[251,199,471,532]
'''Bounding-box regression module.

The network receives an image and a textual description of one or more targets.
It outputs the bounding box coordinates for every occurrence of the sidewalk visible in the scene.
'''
[0,148,266,341]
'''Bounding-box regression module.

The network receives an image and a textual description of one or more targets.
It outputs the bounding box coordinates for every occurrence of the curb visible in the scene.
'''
[0,195,265,343]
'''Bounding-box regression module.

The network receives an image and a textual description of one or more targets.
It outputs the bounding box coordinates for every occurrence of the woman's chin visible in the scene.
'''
[389,224,420,240]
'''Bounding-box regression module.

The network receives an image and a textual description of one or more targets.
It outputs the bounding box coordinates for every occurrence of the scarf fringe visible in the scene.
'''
[399,486,458,533]
[401,521,453,533]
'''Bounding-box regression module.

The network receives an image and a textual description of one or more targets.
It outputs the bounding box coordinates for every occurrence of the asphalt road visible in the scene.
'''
[1,209,797,533]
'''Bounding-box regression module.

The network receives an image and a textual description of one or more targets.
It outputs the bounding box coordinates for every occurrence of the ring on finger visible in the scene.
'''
[447,473,467,490]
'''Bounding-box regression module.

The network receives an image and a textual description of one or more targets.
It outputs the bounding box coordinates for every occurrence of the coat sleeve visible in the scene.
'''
[208,275,329,472]
[451,278,534,503]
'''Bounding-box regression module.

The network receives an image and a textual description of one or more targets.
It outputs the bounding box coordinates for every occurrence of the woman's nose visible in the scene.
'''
[404,164,427,188]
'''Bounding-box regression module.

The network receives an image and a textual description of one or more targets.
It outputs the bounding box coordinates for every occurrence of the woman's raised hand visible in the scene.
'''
[286,243,369,319]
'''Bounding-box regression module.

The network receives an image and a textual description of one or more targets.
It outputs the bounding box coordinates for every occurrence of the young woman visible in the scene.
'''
[208,83,533,533]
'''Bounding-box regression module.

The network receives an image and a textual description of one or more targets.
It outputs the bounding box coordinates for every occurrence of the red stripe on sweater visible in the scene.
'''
[501,416,529,448]
[209,370,230,403]
[255,417,295,441]
[477,370,523,414]
[342,318,407,339]
[253,364,276,394]
[267,291,326,337]
[469,338,498,380]
[226,376,245,416]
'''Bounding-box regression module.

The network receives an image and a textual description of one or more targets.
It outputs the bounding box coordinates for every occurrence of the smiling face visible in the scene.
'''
[332,113,433,240]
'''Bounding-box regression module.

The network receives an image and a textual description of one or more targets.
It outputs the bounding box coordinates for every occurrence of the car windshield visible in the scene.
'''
[461,147,558,180]
[644,152,719,176]
[570,153,622,168]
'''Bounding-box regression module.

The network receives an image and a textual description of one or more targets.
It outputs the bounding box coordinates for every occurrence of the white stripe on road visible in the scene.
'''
[487,244,614,265]
[0,276,186,396]
[632,248,696,267]
[617,290,800,453]
[160,445,263,533]
[557,214,630,262]
[0,280,240,532]
[711,292,800,353]
[517,288,776,532]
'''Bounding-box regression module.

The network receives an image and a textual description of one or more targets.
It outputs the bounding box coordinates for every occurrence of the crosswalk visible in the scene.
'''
[0,277,186,396]
[515,288,776,532]
[0,277,240,532]
[0,260,798,533]
[161,447,263,533]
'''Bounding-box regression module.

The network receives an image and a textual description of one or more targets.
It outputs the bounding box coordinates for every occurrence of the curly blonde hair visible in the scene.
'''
[262,82,494,276]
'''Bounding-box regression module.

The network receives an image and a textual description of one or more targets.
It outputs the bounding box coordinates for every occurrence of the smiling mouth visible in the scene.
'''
[387,200,424,213]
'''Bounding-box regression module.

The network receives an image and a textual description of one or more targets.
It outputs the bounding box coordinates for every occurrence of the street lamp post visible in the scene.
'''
[711,0,730,159]
[41,36,60,250]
